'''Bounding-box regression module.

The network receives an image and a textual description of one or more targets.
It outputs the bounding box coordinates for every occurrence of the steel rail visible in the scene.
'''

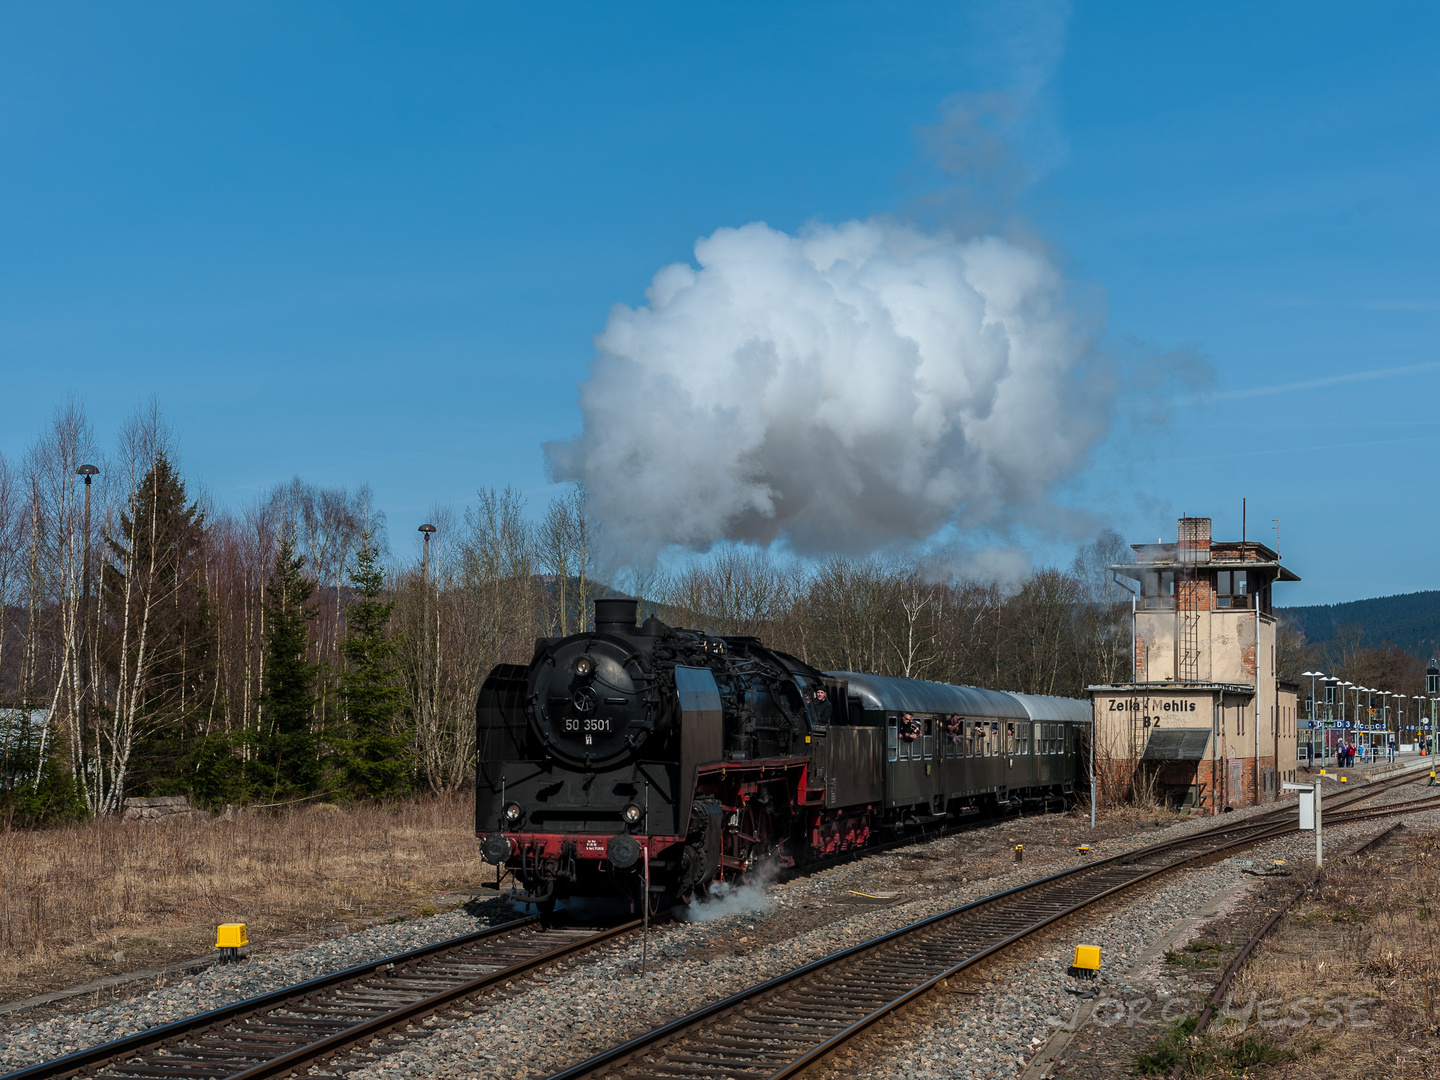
[541,821,1300,1079]
[1164,822,1405,1080]
[1,916,642,1080]
[772,808,1428,1080]
[225,919,642,1080]
[542,787,1440,1080]
[7,769,1428,1080]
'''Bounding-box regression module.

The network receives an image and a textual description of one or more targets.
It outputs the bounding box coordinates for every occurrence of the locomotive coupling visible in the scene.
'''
[480,832,514,866]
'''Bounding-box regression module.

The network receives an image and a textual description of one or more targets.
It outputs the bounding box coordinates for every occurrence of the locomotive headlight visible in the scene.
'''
[502,802,523,824]
[572,655,596,678]
[622,803,642,825]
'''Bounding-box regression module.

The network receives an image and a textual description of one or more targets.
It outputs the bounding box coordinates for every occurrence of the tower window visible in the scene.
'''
[1214,569,1250,608]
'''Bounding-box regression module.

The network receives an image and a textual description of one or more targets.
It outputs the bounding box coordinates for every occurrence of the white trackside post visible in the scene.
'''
[1284,779,1321,868]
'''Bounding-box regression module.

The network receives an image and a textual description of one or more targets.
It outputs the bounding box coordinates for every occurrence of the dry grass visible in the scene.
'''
[0,793,484,994]
[1219,830,1440,1077]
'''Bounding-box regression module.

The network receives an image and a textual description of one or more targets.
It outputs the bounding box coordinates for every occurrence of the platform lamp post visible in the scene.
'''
[1356,685,1368,761]
[1382,688,1393,766]
[1359,685,1370,760]
[1428,661,1440,772]
[1324,677,1339,767]
[1341,682,1354,765]
[418,523,437,738]
[1301,671,1322,767]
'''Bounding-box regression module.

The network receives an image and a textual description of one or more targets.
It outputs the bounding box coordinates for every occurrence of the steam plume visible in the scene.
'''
[546,219,1110,562]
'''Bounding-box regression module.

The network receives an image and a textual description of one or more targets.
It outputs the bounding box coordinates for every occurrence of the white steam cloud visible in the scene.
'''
[546,218,1110,562]
[676,875,773,923]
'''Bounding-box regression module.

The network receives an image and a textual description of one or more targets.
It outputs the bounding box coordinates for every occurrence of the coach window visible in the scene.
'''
[887,715,898,762]
[923,717,934,759]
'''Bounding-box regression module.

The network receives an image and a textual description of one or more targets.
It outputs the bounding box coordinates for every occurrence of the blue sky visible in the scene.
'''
[1,2,1436,605]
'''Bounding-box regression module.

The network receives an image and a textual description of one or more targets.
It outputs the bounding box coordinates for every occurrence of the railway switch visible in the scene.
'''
[216,923,248,963]
[1068,944,1101,978]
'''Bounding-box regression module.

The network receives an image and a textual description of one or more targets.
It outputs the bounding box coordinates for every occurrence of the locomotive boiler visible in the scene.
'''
[476,597,1088,909]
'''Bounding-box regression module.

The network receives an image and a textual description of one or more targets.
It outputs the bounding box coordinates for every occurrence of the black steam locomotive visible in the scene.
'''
[476,598,1088,907]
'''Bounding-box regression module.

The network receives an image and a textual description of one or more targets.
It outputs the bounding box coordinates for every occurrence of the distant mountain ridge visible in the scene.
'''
[1279,590,1440,659]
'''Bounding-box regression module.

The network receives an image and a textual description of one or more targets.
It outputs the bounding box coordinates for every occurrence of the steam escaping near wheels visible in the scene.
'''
[677,862,781,923]
[546,218,1110,564]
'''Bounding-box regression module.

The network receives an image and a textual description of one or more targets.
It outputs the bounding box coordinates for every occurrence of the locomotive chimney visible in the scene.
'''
[594,598,639,635]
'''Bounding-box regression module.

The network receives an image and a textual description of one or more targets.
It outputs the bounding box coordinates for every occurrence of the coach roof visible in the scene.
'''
[1009,692,1093,724]
[829,671,1031,720]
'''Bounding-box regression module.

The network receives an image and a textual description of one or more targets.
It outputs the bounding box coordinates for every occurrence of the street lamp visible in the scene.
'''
[1323,676,1340,767]
[1336,685,1347,771]
[1301,671,1324,767]
[418,523,437,737]
[76,463,99,745]
[1367,687,1378,760]
[1428,661,1440,772]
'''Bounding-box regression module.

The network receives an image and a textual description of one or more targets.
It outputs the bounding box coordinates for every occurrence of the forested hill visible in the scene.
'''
[1280,591,1440,658]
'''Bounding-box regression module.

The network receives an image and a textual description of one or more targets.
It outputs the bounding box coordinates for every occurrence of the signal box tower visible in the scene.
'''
[1089,517,1301,812]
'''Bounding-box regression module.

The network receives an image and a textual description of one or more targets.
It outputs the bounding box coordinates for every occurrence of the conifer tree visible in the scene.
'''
[337,530,411,797]
[102,452,223,803]
[258,532,320,797]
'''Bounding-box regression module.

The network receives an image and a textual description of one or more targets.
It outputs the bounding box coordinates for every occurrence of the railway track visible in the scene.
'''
[3,916,639,1080]
[6,766,1429,1080]
[543,777,1440,1080]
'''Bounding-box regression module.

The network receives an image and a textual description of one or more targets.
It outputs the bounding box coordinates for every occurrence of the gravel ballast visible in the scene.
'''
[0,899,511,1071]
[2,772,1433,1080]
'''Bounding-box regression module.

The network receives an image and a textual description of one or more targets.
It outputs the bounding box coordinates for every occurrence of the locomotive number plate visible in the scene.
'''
[563,717,613,735]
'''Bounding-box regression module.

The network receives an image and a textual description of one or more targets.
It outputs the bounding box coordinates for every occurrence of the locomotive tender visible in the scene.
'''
[476,598,1088,906]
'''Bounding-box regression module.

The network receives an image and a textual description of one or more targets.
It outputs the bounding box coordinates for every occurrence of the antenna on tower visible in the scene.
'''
[1272,517,1280,554]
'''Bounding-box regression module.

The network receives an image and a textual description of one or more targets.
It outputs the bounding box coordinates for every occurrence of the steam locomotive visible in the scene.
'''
[475,598,1089,908]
